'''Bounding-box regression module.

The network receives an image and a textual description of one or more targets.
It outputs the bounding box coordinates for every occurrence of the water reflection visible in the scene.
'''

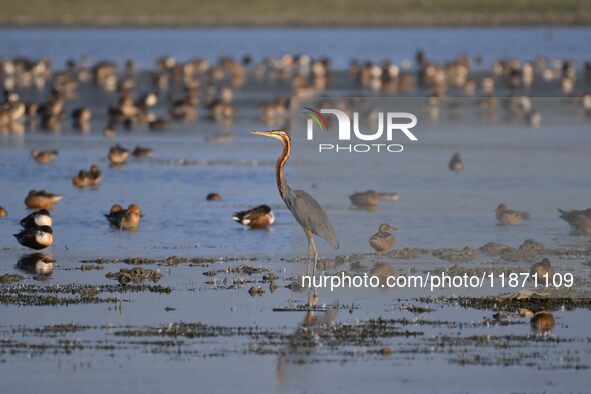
[369,262,395,290]
[277,289,337,384]
[17,252,54,277]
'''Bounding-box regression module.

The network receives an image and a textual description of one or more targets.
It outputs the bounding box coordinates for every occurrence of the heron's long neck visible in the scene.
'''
[276,137,291,200]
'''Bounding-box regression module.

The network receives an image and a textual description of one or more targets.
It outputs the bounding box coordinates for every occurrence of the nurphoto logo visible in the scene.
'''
[304,107,418,153]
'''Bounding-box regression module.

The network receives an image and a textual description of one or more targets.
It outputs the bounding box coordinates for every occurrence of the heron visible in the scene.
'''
[251,130,338,276]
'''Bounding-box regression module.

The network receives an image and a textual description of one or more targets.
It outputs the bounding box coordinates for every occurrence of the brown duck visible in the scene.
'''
[31,149,58,164]
[206,193,221,201]
[25,190,63,210]
[72,165,102,188]
[369,224,397,254]
[530,312,555,333]
[558,208,591,236]
[13,225,53,250]
[0,206,7,217]
[530,258,555,281]
[108,144,129,165]
[233,205,275,229]
[495,203,529,225]
[350,190,378,208]
[105,203,142,230]
[132,146,153,158]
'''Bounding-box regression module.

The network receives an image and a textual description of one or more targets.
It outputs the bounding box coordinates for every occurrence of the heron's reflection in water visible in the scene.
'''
[17,252,54,278]
[277,288,337,385]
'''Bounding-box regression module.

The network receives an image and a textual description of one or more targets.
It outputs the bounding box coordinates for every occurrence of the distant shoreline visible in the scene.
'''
[1,14,590,28]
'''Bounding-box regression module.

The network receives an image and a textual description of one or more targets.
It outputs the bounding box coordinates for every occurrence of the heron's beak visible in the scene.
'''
[250,131,275,138]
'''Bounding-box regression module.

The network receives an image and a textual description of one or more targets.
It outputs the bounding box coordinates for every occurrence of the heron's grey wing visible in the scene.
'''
[293,190,339,249]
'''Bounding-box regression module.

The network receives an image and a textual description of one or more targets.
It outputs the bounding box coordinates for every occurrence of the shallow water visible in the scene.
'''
[1,27,591,69]
[1,28,591,393]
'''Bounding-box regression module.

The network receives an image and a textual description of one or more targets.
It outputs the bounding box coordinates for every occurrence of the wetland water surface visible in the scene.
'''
[1,28,591,393]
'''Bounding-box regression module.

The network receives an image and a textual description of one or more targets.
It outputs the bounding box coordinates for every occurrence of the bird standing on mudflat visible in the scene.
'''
[369,224,397,254]
[251,130,338,276]
[13,225,53,250]
[233,205,275,229]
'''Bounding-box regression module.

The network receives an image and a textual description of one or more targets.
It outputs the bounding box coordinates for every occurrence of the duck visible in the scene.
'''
[71,107,92,130]
[72,165,102,188]
[25,190,63,210]
[526,110,541,128]
[530,312,555,333]
[103,122,117,137]
[13,225,53,250]
[495,203,529,225]
[149,118,168,132]
[350,190,378,209]
[232,205,275,229]
[105,203,142,230]
[108,144,129,165]
[369,224,397,254]
[5,92,25,122]
[376,192,400,201]
[137,91,158,108]
[0,206,7,217]
[206,193,221,201]
[449,152,464,172]
[530,258,555,281]
[132,146,153,158]
[31,149,58,164]
[558,208,591,236]
[20,209,52,228]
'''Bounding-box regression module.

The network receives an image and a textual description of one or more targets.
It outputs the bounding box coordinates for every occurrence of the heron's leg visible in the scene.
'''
[305,230,313,277]
[311,237,318,277]
[311,239,320,305]
[305,236,312,277]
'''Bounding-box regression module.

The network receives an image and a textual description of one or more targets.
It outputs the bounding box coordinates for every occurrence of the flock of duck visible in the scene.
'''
[0,50,590,256]
[1,51,590,134]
